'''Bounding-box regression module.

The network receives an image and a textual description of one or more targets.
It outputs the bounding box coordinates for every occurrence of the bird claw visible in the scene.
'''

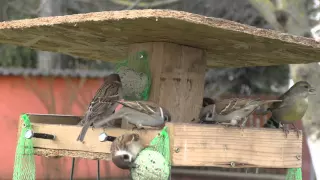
[291,125,301,138]
[131,126,138,131]
[295,130,301,138]
[237,124,245,130]
[219,123,232,128]
[282,126,289,138]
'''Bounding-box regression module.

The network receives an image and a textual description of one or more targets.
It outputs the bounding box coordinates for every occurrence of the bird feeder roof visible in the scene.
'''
[0,9,319,67]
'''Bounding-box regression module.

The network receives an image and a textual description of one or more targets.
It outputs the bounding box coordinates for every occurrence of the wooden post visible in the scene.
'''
[128,42,206,122]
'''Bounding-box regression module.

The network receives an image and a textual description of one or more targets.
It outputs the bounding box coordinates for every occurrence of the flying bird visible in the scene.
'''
[77,73,123,142]
[110,133,148,169]
[263,81,316,137]
[198,97,282,127]
[94,100,171,130]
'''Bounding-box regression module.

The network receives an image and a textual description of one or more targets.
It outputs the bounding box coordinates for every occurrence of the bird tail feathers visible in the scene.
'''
[263,116,280,128]
[77,121,91,142]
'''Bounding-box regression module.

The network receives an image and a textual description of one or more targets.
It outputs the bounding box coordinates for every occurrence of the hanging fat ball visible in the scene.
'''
[94,100,171,130]
[117,66,149,100]
[263,81,316,137]
[77,73,123,142]
[130,149,170,180]
[198,97,282,127]
[130,127,171,180]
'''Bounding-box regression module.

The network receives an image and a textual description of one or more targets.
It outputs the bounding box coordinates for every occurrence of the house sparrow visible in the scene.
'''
[199,98,282,127]
[93,100,171,130]
[77,73,123,142]
[111,133,148,169]
[263,81,316,136]
[202,97,215,107]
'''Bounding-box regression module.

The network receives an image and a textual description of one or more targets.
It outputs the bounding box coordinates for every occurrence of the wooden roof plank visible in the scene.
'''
[0,9,319,67]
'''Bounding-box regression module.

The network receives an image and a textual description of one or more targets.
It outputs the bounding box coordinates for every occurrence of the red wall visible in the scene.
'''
[0,76,130,179]
[0,76,311,179]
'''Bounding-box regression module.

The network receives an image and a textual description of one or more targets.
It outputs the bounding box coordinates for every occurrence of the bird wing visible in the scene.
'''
[111,133,140,153]
[81,81,122,125]
[77,78,122,142]
[216,98,259,115]
[268,92,289,110]
[114,100,158,116]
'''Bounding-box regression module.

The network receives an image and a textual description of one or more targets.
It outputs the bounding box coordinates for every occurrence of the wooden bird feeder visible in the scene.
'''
[4,9,318,169]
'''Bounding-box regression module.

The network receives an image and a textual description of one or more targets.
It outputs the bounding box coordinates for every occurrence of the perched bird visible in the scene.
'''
[77,73,123,142]
[94,100,171,130]
[202,97,215,107]
[198,97,282,127]
[263,81,316,136]
[111,133,148,169]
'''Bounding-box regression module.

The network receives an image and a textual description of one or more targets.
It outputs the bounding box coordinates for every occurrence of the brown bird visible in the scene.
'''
[110,133,148,169]
[202,97,215,107]
[77,73,123,142]
[199,98,282,127]
[93,100,171,130]
[263,81,316,136]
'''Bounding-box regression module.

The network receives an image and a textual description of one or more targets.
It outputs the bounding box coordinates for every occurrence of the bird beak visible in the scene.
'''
[308,87,316,95]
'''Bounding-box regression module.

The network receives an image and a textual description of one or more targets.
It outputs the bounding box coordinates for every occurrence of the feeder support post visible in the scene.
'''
[128,42,206,122]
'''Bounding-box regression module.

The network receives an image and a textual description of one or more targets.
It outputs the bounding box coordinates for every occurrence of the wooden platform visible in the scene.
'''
[21,114,302,168]
[0,9,319,67]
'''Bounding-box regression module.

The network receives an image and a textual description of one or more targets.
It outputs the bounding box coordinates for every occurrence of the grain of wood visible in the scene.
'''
[128,42,206,122]
[34,148,111,160]
[27,113,81,125]
[0,10,319,67]
[17,114,159,160]
[172,123,302,168]
[29,123,158,154]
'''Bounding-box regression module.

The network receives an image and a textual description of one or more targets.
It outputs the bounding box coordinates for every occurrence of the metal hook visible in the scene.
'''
[99,132,116,142]
[25,130,55,140]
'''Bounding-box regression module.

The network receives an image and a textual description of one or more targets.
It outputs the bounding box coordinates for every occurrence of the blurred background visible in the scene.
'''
[0,0,319,179]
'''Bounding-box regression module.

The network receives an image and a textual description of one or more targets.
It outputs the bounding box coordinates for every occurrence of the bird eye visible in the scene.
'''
[304,85,309,88]
[123,154,129,160]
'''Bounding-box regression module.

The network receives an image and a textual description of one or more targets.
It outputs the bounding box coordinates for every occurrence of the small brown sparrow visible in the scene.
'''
[94,100,171,129]
[199,97,282,127]
[110,133,148,169]
[77,73,123,142]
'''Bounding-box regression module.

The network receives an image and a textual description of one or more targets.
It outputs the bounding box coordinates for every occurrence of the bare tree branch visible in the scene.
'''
[248,0,283,31]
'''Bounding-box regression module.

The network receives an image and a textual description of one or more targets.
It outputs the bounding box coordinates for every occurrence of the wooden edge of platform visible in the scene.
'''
[17,114,303,168]
[34,148,111,160]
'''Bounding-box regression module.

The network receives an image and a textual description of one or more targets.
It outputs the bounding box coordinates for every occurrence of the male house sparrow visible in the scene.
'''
[77,73,123,142]
[111,133,148,169]
[199,97,281,127]
[94,100,171,130]
[263,81,316,136]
